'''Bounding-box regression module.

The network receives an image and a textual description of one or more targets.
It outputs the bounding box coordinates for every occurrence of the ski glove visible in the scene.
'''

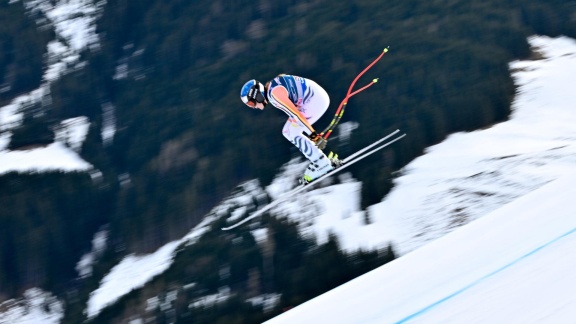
[309,132,328,150]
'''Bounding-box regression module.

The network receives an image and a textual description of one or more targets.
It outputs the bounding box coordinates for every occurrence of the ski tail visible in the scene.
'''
[221,184,306,231]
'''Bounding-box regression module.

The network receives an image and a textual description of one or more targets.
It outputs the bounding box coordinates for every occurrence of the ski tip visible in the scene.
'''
[384,47,389,52]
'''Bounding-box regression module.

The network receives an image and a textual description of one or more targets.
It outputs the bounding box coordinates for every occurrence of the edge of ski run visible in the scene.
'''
[221,129,405,231]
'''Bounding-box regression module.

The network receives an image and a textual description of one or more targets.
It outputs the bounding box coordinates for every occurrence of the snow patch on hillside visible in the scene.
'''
[0,116,92,175]
[0,289,63,324]
[0,0,105,174]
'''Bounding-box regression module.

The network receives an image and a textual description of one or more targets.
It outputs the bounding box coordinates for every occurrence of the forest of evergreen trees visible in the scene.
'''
[1,0,575,322]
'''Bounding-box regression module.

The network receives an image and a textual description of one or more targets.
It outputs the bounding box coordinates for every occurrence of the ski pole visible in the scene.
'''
[321,47,389,140]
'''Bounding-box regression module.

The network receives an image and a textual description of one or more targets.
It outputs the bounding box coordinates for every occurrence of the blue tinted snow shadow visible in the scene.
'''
[395,226,576,324]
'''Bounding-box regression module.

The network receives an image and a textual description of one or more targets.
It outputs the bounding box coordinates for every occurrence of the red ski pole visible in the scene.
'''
[321,47,389,140]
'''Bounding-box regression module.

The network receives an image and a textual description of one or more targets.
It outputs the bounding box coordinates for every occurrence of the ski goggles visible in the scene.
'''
[247,84,265,105]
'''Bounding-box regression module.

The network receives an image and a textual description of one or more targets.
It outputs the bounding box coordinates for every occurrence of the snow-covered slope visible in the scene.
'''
[267,172,576,323]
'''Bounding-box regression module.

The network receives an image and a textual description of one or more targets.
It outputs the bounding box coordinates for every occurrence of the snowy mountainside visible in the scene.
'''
[369,35,576,255]
[81,35,576,319]
[265,34,576,324]
[0,1,104,322]
[288,35,576,255]
[3,32,572,322]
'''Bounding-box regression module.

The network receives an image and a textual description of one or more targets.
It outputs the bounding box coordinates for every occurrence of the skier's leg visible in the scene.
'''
[281,80,334,182]
[282,120,334,182]
[282,120,325,162]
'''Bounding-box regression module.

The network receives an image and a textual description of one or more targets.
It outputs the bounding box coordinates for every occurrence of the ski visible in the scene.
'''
[340,129,400,163]
[221,130,406,230]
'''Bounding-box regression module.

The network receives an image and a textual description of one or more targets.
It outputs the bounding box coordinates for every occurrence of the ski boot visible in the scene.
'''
[300,151,341,184]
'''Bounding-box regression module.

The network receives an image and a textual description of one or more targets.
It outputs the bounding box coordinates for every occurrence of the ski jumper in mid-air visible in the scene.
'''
[240,75,339,183]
